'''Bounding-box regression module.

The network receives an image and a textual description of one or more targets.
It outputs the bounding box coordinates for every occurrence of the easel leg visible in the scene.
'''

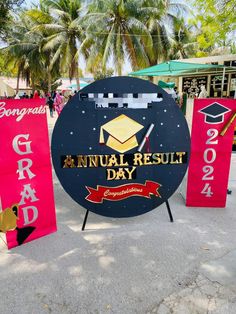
[82,210,89,231]
[165,200,174,222]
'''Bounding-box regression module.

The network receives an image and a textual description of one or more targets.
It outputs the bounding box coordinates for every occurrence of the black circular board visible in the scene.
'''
[51,76,190,217]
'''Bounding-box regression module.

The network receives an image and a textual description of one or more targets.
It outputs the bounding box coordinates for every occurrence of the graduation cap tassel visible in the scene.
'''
[220,112,236,136]
[145,137,151,153]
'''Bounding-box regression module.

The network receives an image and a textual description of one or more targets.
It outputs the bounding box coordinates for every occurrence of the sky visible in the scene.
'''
[24,0,37,6]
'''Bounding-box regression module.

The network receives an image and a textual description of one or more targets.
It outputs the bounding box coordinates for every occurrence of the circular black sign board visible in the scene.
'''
[51,77,190,217]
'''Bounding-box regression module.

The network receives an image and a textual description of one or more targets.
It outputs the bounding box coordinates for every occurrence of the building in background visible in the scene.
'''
[0,77,93,98]
[178,55,236,98]
[0,77,32,98]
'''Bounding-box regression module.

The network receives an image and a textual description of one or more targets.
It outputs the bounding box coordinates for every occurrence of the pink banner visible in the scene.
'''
[186,99,236,207]
[0,99,57,248]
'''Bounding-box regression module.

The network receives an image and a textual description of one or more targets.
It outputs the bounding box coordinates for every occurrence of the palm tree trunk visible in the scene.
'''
[181,49,187,59]
[16,69,20,94]
[148,76,154,83]
[31,79,35,94]
[76,77,80,91]
[75,60,80,91]
[48,71,52,94]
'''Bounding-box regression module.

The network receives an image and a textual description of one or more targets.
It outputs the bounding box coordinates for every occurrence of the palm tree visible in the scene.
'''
[2,10,60,94]
[2,15,42,93]
[141,0,189,66]
[85,0,153,75]
[25,2,60,92]
[140,0,170,66]
[170,17,197,59]
[0,0,25,39]
[35,0,87,90]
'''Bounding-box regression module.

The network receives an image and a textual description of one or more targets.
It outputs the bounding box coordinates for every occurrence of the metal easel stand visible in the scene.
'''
[81,201,174,231]
[82,210,89,231]
[165,200,174,222]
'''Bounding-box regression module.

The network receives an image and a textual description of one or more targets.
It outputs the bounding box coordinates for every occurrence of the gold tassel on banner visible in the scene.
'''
[220,112,236,136]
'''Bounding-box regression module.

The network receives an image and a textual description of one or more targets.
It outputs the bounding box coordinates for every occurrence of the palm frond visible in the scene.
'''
[102,24,115,68]
[42,33,67,51]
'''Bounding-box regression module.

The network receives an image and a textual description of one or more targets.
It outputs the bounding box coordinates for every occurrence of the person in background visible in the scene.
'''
[33,90,40,99]
[168,87,177,101]
[60,92,65,107]
[180,87,188,115]
[174,87,181,106]
[52,90,57,100]
[22,92,28,98]
[198,85,208,98]
[45,92,50,103]
[54,92,63,116]
[47,96,54,118]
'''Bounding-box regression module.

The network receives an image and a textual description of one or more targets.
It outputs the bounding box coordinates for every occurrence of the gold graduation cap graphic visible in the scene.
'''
[99,114,144,153]
[0,204,18,233]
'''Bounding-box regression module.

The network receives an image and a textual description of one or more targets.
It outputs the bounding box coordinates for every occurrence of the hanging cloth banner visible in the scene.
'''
[186,99,236,207]
[0,99,57,249]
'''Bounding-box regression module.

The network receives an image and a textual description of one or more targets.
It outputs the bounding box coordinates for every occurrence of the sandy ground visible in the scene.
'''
[0,109,236,314]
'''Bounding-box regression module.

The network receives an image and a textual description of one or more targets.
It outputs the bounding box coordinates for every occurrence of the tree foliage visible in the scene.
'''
[0,0,25,38]
[193,0,236,54]
[3,0,234,94]
[169,17,197,59]
[85,0,153,75]
[94,68,114,81]
[32,0,87,89]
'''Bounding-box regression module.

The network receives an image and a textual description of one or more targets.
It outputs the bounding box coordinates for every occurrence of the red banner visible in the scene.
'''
[186,99,236,207]
[0,99,57,248]
[86,180,161,203]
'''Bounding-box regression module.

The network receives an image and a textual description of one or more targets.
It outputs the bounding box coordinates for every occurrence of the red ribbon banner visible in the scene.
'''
[86,180,161,203]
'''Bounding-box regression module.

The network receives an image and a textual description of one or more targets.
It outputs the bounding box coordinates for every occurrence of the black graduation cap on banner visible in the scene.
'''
[199,102,231,124]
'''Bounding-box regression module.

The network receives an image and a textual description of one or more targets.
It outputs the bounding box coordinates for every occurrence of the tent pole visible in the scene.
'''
[221,67,226,97]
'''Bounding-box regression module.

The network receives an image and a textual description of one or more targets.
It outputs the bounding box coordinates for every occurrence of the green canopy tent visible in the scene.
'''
[67,79,88,89]
[158,80,175,89]
[129,60,236,98]
[129,60,229,77]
